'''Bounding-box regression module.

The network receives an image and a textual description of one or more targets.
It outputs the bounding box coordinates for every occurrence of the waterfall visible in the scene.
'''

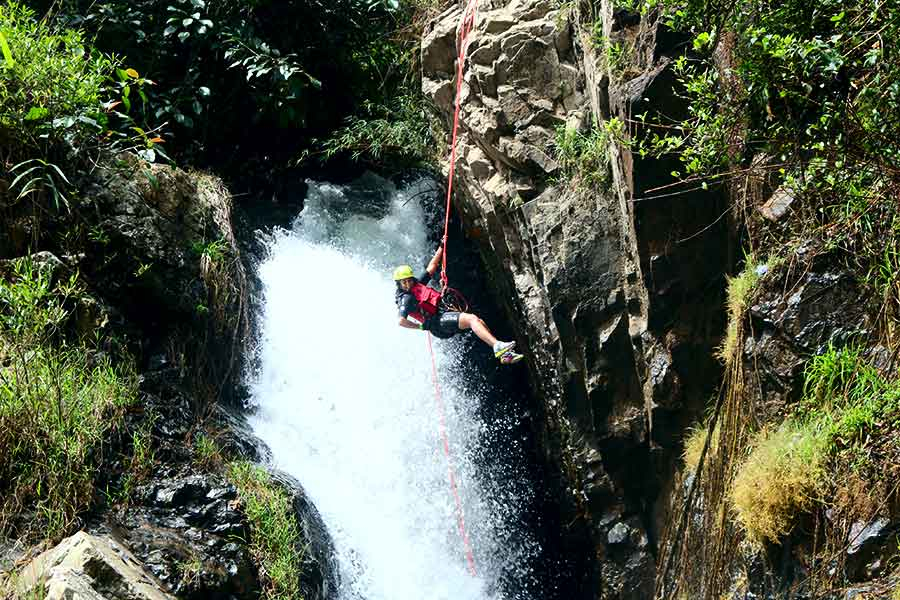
[248,173,546,600]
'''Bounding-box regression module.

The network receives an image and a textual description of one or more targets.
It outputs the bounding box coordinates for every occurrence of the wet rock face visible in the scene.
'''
[116,471,258,599]
[94,366,337,600]
[745,260,874,416]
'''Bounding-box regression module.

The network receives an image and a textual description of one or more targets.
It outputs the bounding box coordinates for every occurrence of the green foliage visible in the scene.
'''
[191,237,228,263]
[228,462,305,600]
[10,158,72,211]
[0,2,115,156]
[48,0,425,167]
[315,1,445,167]
[638,0,900,310]
[128,414,156,479]
[682,421,719,472]
[720,257,762,364]
[194,432,221,468]
[319,94,441,168]
[799,345,900,453]
[0,0,161,224]
[0,259,138,537]
[554,118,623,189]
[589,21,632,78]
[732,345,900,545]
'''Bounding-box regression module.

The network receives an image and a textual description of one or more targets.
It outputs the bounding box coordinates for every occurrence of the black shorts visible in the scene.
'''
[427,312,460,339]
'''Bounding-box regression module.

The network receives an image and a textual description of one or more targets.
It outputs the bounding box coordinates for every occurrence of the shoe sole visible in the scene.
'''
[500,353,523,365]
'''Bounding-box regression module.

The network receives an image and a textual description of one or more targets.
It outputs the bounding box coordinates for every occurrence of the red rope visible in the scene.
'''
[430,0,480,577]
[426,332,477,576]
[440,0,479,288]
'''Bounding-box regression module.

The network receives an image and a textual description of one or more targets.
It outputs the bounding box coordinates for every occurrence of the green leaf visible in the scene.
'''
[0,30,13,67]
[24,106,49,121]
[178,31,190,42]
[198,86,210,97]
[9,163,43,191]
[163,26,178,37]
[45,162,71,186]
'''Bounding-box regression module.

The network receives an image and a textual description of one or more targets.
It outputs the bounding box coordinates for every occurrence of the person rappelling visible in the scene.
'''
[393,245,524,365]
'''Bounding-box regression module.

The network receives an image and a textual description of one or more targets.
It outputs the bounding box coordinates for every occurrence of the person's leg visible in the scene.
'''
[458,312,498,347]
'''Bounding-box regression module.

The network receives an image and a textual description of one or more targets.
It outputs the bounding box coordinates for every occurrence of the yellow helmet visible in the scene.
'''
[392,265,415,281]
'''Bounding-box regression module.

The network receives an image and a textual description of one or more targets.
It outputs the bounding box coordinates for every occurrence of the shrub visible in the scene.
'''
[228,461,305,600]
[732,346,900,545]
[730,421,827,544]
[637,0,900,315]
[0,259,137,537]
[318,94,442,168]
[0,2,116,156]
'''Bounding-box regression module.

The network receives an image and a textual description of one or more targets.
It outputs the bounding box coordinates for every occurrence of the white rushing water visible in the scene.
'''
[248,174,541,600]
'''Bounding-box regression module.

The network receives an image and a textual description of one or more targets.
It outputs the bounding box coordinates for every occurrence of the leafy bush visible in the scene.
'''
[0,2,115,156]
[0,259,137,537]
[0,0,159,224]
[228,461,305,600]
[319,94,442,168]
[730,421,827,544]
[638,0,900,312]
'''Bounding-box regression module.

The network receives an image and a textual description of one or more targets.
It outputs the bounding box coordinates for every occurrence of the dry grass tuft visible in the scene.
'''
[682,422,719,473]
[719,259,761,365]
[730,422,827,544]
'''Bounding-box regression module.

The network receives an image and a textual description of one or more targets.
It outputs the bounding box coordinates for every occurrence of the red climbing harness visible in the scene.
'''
[427,0,480,578]
[409,282,442,323]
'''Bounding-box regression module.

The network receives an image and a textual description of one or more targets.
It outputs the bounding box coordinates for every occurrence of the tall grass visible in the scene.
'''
[228,462,305,600]
[0,258,137,537]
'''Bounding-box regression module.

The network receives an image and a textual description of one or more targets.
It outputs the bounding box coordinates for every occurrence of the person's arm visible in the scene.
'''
[397,293,425,331]
[425,245,443,277]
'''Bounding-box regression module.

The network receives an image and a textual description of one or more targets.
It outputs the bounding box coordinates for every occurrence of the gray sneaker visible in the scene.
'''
[493,340,516,358]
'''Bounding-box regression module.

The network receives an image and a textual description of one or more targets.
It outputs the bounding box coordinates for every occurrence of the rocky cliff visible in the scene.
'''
[424,1,900,598]
[423,1,732,596]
